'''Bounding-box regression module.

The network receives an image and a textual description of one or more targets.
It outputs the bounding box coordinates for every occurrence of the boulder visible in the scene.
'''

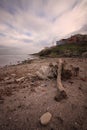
[36,66,49,79]
[40,112,52,125]
[36,63,57,80]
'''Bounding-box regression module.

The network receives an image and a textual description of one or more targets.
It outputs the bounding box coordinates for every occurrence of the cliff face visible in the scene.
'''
[56,34,87,45]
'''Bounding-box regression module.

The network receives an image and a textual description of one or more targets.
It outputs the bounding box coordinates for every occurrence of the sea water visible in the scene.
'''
[0,54,35,67]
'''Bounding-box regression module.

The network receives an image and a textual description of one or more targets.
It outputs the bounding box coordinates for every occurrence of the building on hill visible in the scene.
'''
[56,34,87,45]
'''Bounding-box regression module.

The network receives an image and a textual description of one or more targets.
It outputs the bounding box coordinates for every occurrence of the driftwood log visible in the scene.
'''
[36,58,79,101]
[55,59,67,102]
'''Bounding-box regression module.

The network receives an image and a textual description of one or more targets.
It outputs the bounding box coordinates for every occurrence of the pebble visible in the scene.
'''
[40,112,52,125]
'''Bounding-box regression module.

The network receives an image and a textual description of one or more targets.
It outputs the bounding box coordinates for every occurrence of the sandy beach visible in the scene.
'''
[0,57,87,130]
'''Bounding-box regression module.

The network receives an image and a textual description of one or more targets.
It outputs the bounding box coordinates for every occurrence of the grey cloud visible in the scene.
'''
[22,39,33,43]
[0,0,87,54]
[80,24,87,32]
[0,32,6,37]
[70,0,81,10]
[71,24,87,35]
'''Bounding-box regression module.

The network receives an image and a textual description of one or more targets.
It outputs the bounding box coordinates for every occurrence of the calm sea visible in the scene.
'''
[0,54,35,67]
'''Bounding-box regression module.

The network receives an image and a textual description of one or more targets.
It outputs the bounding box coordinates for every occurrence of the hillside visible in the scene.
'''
[38,34,87,57]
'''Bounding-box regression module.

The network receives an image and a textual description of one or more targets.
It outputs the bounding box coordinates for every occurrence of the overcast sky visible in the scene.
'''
[0,0,87,54]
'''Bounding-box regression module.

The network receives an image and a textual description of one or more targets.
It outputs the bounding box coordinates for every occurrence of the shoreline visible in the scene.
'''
[0,56,87,69]
[0,54,39,68]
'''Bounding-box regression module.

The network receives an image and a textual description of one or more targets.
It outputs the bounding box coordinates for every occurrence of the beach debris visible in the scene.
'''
[61,61,72,80]
[68,81,74,84]
[4,76,16,84]
[36,61,80,81]
[27,73,34,77]
[11,73,16,77]
[16,77,25,82]
[70,65,79,77]
[26,73,39,82]
[36,63,57,80]
[62,69,72,80]
[40,83,47,87]
[0,87,13,96]
[4,77,10,81]
[40,112,52,125]
[73,67,79,77]
[5,79,15,84]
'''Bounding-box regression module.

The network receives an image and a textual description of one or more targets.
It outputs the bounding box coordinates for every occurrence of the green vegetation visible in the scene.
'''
[37,43,87,57]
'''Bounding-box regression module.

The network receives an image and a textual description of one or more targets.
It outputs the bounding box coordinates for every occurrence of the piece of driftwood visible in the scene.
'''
[54,59,67,102]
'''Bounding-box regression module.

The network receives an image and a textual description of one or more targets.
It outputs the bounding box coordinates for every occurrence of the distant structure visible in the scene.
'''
[56,34,87,45]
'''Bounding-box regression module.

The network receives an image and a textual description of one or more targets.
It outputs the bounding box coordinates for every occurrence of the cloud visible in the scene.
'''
[79,24,87,32]
[0,0,87,54]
